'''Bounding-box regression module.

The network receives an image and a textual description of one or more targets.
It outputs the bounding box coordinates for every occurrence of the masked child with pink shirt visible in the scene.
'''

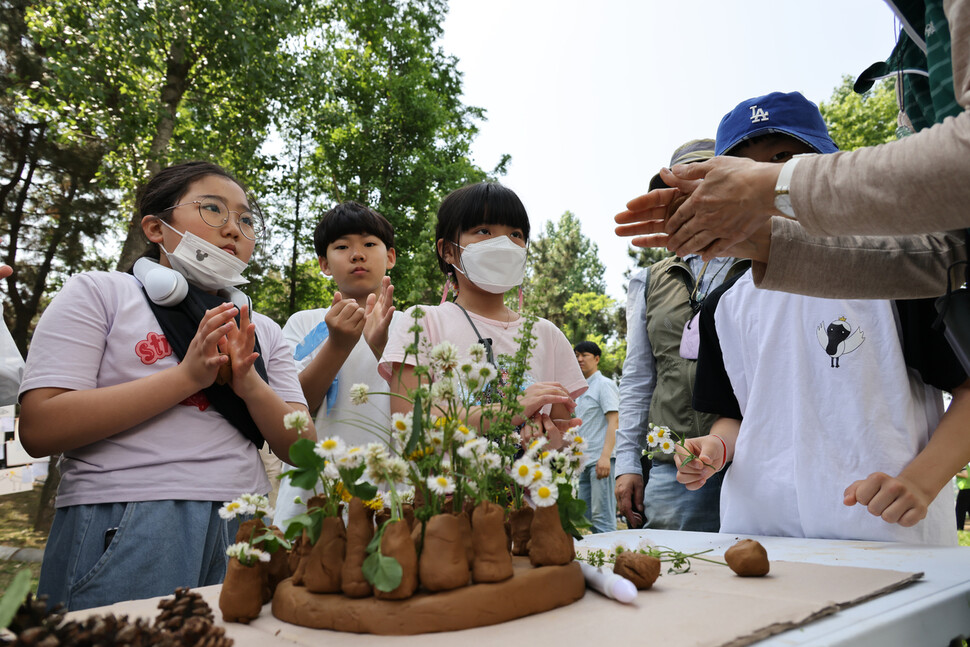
[379,182,586,438]
[18,162,314,610]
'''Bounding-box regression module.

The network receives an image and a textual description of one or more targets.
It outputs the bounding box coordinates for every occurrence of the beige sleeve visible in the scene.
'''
[787,0,970,237]
[751,218,967,299]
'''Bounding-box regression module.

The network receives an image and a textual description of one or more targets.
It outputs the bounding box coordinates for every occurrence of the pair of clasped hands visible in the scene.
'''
[613,158,780,262]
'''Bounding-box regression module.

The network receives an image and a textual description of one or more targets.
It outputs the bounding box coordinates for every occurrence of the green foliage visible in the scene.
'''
[0,569,32,630]
[362,521,403,592]
[524,212,613,340]
[819,76,898,152]
[556,482,591,539]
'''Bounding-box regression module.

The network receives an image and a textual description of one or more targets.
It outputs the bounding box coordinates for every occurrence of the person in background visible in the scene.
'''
[573,340,619,533]
[0,263,25,406]
[615,139,748,532]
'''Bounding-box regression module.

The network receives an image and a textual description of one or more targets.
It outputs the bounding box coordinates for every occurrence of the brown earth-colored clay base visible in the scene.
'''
[725,538,770,577]
[272,557,584,635]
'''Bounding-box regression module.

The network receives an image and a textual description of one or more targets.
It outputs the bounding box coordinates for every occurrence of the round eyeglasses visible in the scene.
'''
[165,197,264,241]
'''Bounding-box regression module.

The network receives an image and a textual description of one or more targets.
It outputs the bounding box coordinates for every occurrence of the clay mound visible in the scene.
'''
[271,557,584,635]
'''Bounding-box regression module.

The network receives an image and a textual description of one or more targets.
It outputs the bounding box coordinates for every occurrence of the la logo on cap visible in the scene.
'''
[749,105,769,123]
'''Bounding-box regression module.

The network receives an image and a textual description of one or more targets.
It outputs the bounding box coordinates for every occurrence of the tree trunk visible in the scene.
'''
[116,33,196,272]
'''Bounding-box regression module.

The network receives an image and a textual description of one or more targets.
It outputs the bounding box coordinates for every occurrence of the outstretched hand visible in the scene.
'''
[325,291,366,348]
[843,471,931,527]
[659,158,782,258]
[220,304,262,399]
[363,276,395,359]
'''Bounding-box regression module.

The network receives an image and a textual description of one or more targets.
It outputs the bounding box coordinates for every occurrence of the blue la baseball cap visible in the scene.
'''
[715,91,838,156]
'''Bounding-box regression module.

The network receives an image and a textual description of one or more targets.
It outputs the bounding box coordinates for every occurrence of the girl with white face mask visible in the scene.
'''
[18,162,314,610]
[379,182,588,444]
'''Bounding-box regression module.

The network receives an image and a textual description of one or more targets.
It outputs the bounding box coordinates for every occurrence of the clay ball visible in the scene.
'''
[613,551,661,590]
[724,539,770,577]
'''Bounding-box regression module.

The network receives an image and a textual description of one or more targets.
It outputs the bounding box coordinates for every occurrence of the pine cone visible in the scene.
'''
[155,589,214,631]
[174,617,231,647]
[7,593,66,635]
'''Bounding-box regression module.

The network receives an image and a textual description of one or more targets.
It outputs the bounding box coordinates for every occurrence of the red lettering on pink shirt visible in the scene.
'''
[181,392,209,411]
[135,332,172,365]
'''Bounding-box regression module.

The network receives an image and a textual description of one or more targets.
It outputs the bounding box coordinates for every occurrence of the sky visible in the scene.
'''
[439,0,901,301]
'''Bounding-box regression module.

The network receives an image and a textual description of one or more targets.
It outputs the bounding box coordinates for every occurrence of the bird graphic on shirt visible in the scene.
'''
[816,317,865,368]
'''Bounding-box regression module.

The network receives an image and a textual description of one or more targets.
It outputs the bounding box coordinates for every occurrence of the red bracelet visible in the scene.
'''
[711,434,728,470]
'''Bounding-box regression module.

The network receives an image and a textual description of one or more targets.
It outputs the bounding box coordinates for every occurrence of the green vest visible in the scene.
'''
[645,256,749,463]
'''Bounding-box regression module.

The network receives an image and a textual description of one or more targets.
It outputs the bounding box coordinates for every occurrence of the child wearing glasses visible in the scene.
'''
[18,161,315,610]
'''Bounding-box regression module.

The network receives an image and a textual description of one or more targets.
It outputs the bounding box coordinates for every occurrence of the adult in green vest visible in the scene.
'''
[615,139,749,531]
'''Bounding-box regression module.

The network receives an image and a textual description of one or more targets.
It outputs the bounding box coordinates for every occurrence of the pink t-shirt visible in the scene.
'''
[19,271,306,507]
[379,302,587,401]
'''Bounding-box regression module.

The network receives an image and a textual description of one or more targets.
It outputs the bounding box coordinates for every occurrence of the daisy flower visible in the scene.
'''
[391,412,413,434]
[314,436,346,460]
[427,474,456,496]
[659,438,676,454]
[512,457,536,487]
[532,483,559,507]
[218,499,245,520]
[226,542,270,566]
[645,430,659,447]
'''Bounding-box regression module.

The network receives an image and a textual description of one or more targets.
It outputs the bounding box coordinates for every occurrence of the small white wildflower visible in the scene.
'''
[383,457,409,483]
[283,410,311,432]
[475,362,495,384]
[349,383,370,405]
[455,424,476,442]
[218,500,244,520]
[314,436,347,460]
[239,493,273,519]
[226,542,271,566]
[659,438,675,454]
[398,486,415,505]
[645,431,659,447]
[511,458,536,487]
[532,483,559,507]
[427,474,456,496]
[431,376,458,404]
[391,412,413,434]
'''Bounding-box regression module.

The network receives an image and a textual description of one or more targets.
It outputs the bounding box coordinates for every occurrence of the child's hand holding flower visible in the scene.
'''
[673,435,724,491]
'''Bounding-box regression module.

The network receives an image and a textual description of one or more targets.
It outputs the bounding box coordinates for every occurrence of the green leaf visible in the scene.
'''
[282,511,323,545]
[288,466,322,491]
[405,396,423,456]
[557,482,591,539]
[288,437,321,468]
[361,552,403,592]
[0,569,32,630]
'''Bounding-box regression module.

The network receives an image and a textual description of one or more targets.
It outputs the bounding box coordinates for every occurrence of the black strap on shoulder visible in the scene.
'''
[141,283,268,448]
[454,303,496,367]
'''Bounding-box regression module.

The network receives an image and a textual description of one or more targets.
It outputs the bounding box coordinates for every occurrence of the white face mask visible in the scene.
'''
[453,235,527,294]
[159,220,249,291]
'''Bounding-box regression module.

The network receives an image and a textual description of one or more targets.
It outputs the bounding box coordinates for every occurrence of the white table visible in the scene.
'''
[579,529,970,647]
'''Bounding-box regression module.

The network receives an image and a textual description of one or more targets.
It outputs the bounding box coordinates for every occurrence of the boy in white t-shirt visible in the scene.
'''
[274,201,400,529]
[675,92,970,545]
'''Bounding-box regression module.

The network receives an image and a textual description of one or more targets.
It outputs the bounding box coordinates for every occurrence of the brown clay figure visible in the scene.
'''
[419,513,471,591]
[304,516,347,593]
[529,502,575,566]
[341,497,376,598]
[374,519,419,600]
[509,506,534,556]
[724,539,770,577]
[613,552,661,589]
[456,510,474,567]
[471,501,514,583]
[219,553,266,624]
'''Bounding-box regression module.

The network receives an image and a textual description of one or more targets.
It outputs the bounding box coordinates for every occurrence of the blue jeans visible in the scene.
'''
[578,458,617,533]
[643,461,724,532]
[38,500,239,611]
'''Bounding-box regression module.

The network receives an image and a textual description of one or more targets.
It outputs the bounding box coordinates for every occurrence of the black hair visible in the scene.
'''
[726,132,819,157]
[573,340,602,357]
[313,201,395,258]
[435,182,531,277]
[136,161,252,261]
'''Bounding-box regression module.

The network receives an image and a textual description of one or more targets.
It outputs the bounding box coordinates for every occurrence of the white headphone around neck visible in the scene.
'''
[133,257,253,312]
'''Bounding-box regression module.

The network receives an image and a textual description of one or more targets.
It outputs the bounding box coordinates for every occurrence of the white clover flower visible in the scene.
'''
[314,436,347,461]
[240,493,273,519]
[398,486,415,505]
[532,482,559,507]
[482,452,502,470]
[226,542,270,565]
[468,342,487,363]
[427,474,456,496]
[283,410,311,432]
[384,457,409,484]
[430,376,458,404]
[429,341,460,372]
[349,383,370,405]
